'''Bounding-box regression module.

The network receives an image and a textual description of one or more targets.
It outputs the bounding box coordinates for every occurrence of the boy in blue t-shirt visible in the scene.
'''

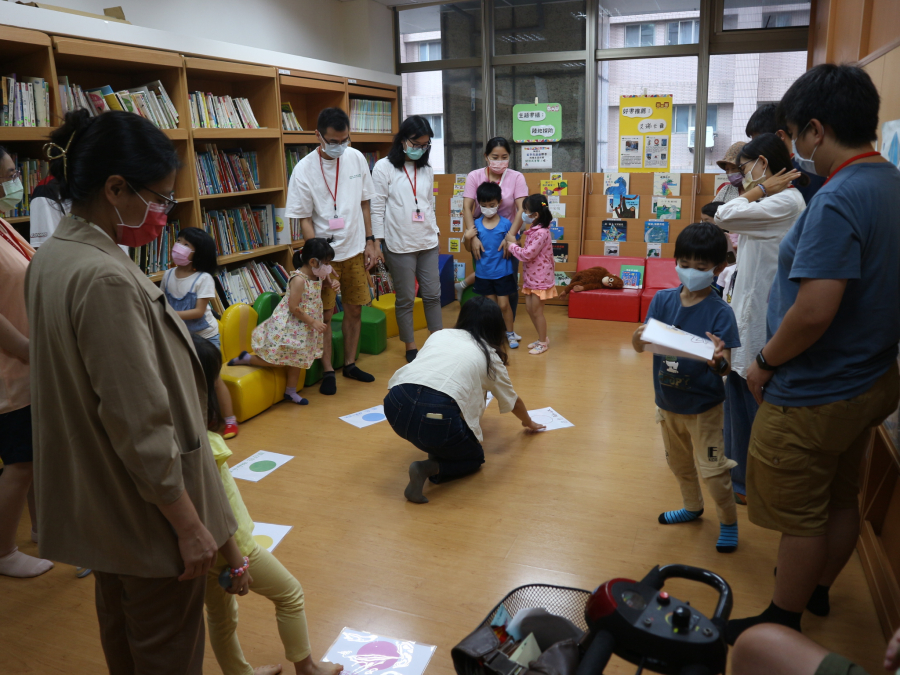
[464,181,518,348]
[633,222,741,553]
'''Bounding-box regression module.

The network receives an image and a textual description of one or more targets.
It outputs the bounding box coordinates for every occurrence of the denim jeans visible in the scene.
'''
[723,371,760,496]
[384,383,484,484]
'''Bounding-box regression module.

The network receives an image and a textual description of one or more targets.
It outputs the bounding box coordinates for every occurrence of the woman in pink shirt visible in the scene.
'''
[457,138,528,323]
[508,194,557,355]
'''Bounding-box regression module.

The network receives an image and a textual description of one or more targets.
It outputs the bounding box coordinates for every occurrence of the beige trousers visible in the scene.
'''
[205,543,312,675]
[657,404,738,525]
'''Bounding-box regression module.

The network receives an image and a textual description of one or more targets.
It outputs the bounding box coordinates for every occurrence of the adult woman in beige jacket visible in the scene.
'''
[25,110,236,674]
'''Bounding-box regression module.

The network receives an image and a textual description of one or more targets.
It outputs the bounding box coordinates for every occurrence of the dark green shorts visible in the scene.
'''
[815,653,871,675]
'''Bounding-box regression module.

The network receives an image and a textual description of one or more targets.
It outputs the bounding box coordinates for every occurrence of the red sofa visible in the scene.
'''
[567,255,645,322]
[641,257,680,321]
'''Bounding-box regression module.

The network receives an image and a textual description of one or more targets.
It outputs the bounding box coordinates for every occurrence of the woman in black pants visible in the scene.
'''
[385,296,543,503]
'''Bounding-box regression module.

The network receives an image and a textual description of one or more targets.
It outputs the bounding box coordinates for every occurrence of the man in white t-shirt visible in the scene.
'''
[285,107,382,395]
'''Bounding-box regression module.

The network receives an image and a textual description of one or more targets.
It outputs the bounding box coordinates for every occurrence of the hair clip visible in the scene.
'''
[43,132,76,181]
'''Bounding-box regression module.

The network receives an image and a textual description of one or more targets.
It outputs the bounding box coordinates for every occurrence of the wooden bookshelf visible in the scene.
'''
[0,24,399,289]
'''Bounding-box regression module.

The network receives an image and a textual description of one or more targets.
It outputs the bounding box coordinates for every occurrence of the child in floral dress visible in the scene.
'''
[228,238,338,405]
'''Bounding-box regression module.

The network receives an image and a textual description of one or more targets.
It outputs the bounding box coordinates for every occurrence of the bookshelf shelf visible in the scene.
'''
[351,133,394,144]
[163,128,189,140]
[198,187,283,200]
[7,216,30,224]
[218,243,290,266]
[192,128,280,139]
[279,74,348,135]
[283,131,317,141]
[0,127,56,141]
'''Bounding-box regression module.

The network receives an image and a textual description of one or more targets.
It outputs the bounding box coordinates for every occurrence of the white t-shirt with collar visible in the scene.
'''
[284,146,375,262]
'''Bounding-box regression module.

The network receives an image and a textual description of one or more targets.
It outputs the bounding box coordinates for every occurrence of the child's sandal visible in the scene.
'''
[528,341,549,355]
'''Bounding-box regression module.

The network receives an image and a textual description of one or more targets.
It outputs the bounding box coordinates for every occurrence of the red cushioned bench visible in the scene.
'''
[641,257,680,322]
[567,255,645,322]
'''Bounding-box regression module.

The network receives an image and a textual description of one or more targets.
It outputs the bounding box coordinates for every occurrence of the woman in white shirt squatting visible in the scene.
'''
[385,296,545,503]
[371,116,443,364]
[714,132,805,500]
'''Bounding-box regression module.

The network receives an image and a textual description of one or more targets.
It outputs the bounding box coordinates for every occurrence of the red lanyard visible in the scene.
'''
[0,221,31,261]
[403,164,419,213]
[319,152,340,214]
[824,151,881,185]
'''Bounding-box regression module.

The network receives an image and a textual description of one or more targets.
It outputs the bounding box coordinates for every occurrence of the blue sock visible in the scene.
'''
[717,522,738,553]
[658,508,703,524]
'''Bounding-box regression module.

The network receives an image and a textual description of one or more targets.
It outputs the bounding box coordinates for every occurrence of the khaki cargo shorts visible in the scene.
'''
[322,252,371,311]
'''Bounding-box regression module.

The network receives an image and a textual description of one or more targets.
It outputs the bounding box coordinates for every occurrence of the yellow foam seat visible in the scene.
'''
[218,303,299,422]
[370,293,426,339]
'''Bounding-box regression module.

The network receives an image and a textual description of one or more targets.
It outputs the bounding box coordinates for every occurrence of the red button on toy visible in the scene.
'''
[658,592,671,605]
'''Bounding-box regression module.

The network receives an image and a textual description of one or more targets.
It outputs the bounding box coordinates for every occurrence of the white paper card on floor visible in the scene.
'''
[229,450,294,482]
[642,318,715,361]
[322,627,436,675]
[527,407,574,432]
[251,522,292,552]
[340,405,387,428]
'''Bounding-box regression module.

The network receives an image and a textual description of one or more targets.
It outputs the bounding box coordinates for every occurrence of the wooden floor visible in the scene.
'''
[2,304,888,674]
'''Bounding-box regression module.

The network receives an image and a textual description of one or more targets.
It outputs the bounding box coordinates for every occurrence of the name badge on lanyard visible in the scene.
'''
[404,165,424,223]
[321,153,345,230]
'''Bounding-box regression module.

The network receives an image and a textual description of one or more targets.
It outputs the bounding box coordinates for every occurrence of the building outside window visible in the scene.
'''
[625,23,655,47]
[419,41,442,61]
[668,19,699,45]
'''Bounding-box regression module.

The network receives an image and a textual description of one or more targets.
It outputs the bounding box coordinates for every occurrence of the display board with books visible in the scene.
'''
[584,173,696,259]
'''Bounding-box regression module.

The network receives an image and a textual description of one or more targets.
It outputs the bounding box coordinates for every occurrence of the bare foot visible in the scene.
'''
[404,459,440,503]
[296,656,344,675]
[254,665,283,675]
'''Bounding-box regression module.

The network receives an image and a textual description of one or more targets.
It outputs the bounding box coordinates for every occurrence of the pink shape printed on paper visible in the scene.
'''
[355,642,400,671]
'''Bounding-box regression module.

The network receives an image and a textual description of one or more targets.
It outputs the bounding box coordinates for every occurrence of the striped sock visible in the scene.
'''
[717,522,739,553]
[658,508,703,524]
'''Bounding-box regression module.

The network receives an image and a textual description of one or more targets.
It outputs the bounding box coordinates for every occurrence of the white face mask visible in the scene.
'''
[319,133,349,159]
[792,122,819,175]
[481,206,499,218]
[522,213,534,224]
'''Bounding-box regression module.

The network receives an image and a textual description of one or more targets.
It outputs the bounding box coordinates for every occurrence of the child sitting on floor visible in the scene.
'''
[195,334,344,675]
[632,222,742,553]
[508,194,557,355]
[464,181,519,349]
[228,238,338,405]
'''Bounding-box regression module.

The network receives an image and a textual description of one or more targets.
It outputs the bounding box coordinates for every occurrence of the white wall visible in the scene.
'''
[5,0,395,74]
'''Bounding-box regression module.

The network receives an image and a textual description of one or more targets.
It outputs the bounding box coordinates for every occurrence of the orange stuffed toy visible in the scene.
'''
[558,267,625,297]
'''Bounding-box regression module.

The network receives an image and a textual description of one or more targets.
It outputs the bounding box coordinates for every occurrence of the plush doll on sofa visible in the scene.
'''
[558,267,625,297]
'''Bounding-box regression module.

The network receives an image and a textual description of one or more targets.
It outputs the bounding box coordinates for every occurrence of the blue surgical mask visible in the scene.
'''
[792,122,819,175]
[522,213,534,224]
[676,265,715,292]
[320,136,349,159]
[405,145,426,160]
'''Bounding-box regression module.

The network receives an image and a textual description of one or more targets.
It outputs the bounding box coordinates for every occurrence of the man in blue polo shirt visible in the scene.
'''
[727,64,900,644]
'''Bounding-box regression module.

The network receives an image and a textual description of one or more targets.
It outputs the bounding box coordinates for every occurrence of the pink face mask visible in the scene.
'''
[488,159,509,175]
[172,242,193,267]
[312,263,333,280]
[115,191,168,248]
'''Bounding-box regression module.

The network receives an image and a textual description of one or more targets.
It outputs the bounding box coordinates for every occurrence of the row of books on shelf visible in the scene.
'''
[195,145,260,195]
[285,144,310,177]
[2,75,51,127]
[131,221,180,275]
[201,203,279,255]
[349,99,392,134]
[0,156,49,218]
[58,79,179,129]
[282,102,303,131]
[363,152,379,171]
[216,259,289,307]
[190,92,261,130]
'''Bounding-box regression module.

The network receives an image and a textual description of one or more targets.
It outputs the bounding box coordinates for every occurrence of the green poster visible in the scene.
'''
[512,103,562,143]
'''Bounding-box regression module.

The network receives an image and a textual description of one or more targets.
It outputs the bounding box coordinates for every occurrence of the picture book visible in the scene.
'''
[540,179,568,197]
[601,219,627,242]
[642,318,715,362]
[454,261,466,281]
[714,174,730,194]
[604,172,630,197]
[604,242,620,256]
[453,182,465,196]
[448,238,461,253]
[549,225,564,241]
[620,264,645,289]
[612,194,639,219]
[644,220,669,243]
[652,197,682,220]
[647,243,662,258]
[552,242,568,263]
[550,172,563,180]
[653,173,680,196]
[450,217,463,233]
[449,196,463,216]
[433,181,439,195]
[549,202,566,219]
[554,271,572,286]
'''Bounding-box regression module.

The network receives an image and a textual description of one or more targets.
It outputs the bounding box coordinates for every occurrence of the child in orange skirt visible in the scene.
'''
[508,194,557,355]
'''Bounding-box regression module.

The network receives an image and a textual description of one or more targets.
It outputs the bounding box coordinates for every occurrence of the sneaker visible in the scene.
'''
[511,331,523,341]
[454,282,465,301]
[506,332,519,349]
[223,422,239,439]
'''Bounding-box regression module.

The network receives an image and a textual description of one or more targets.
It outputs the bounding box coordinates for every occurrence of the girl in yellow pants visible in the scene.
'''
[194,335,344,675]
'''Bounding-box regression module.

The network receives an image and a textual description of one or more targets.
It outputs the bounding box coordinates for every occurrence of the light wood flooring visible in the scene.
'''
[2,304,888,674]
